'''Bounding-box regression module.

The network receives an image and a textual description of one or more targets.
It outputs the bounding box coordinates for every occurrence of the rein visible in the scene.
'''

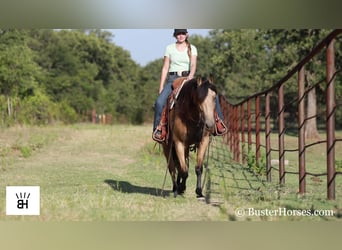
[160,101,177,197]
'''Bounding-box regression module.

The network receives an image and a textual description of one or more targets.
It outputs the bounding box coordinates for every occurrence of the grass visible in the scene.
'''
[0,124,225,221]
[207,131,342,221]
[0,124,341,221]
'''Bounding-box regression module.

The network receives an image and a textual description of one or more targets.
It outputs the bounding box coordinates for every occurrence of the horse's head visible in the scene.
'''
[196,77,217,132]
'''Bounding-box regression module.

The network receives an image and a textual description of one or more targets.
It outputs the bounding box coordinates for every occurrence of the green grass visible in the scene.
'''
[207,131,342,221]
[0,124,225,221]
[0,124,341,221]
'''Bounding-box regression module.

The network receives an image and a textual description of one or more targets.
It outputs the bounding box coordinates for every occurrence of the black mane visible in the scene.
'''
[175,77,217,123]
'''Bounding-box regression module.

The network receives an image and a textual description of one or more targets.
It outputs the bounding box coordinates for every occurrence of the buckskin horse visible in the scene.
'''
[162,76,217,198]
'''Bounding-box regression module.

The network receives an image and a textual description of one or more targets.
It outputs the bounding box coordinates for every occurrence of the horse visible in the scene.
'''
[162,76,217,198]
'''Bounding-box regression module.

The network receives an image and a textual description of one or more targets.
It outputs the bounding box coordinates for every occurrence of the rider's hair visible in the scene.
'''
[186,38,192,60]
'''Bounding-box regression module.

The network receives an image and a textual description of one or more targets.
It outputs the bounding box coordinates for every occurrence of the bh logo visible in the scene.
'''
[6,186,40,215]
[16,192,30,209]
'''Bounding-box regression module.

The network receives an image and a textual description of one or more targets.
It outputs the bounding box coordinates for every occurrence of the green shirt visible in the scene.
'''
[164,43,198,72]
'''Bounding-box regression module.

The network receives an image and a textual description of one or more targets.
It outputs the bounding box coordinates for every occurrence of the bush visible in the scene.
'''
[17,92,53,125]
[57,100,78,124]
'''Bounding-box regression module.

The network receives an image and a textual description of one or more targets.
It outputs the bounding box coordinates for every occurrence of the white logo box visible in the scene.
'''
[6,186,40,215]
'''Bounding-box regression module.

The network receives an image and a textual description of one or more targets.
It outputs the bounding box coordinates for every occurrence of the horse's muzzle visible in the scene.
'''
[205,122,215,133]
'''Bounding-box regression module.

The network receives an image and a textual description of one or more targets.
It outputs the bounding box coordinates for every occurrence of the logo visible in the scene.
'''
[6,186,40,215]
[16,192,30,209]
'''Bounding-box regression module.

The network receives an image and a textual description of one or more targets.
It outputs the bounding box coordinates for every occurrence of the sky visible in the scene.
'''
[108,29,211,66]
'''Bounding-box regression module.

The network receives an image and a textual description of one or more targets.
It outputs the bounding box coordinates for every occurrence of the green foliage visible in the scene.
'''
[0,29,341,126]
[336,159,342,171]
[17,91,53,125]
[19,146,32,158]
[0,29,146,125]
[245,148,267,176]
[57,100,78,124]
[0,30,41,98]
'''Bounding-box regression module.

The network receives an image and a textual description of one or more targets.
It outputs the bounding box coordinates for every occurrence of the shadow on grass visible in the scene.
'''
[104,179,171,197]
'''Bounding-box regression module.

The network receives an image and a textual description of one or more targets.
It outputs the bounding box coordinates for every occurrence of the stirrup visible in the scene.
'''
[214,118,227,136]
[152,128,165,142]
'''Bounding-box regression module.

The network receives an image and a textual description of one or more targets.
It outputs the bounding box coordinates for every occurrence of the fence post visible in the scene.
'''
[278,85,285,185]
[247,99,252,153]
[326,38,336,200]
[234,106,240,162]
[255,96,261,164]
[265,93,272,182]
[228,104,233,151]
[241,104,246,164]
[298,66,306,195]
[92,109,96,123]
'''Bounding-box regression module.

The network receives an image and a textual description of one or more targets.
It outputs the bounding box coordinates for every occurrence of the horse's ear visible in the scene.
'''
[208,75,215,84]
[196,76,203,86]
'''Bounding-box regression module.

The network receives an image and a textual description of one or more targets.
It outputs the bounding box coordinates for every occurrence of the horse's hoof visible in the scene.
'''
[196,188,203,197]
[196,193,204,198]
[177,188,185,195]
[173,191,178,198]
[197,196,205,201]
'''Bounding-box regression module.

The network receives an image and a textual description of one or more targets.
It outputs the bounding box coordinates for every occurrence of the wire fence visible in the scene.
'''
[218,29,342,200]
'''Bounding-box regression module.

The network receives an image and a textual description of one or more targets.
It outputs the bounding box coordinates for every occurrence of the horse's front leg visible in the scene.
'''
[174,141,188,195]
[195,134,210,198]
[169,161,178,197]
[195,165,204,197]
[163,144,178,197]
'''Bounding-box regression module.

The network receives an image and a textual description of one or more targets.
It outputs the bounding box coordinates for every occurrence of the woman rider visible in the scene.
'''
[152,29,226,142]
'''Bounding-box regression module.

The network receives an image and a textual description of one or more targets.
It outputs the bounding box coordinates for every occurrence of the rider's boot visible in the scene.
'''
[152,107,167,142]
[214,111,227,136]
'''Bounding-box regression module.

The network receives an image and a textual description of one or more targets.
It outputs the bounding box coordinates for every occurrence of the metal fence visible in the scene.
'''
[219,29,342,200]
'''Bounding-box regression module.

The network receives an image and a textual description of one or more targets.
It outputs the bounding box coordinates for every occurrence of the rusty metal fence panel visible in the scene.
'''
[219,29,342,200]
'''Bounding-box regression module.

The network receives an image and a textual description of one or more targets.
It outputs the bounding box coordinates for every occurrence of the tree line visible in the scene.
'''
[0,29,341,131]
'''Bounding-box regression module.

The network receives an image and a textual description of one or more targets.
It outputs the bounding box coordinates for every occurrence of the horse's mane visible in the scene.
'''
[175,77,217,123]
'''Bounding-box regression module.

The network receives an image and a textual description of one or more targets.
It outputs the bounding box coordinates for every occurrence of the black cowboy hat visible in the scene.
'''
[173,29,188,36]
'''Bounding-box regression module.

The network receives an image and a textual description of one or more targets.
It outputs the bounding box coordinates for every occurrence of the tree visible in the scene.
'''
[207,29,335,138]
[208,29,270,102]
[262,29,331,139]
[0,29,42,123]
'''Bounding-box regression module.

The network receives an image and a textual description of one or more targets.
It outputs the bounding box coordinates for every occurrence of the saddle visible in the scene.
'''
[169,77,188,109]
[158,77,188,142]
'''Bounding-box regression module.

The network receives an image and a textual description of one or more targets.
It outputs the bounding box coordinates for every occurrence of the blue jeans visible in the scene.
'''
[153,75,224,130]
[153,75,179,130]
[215,95,224,120]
